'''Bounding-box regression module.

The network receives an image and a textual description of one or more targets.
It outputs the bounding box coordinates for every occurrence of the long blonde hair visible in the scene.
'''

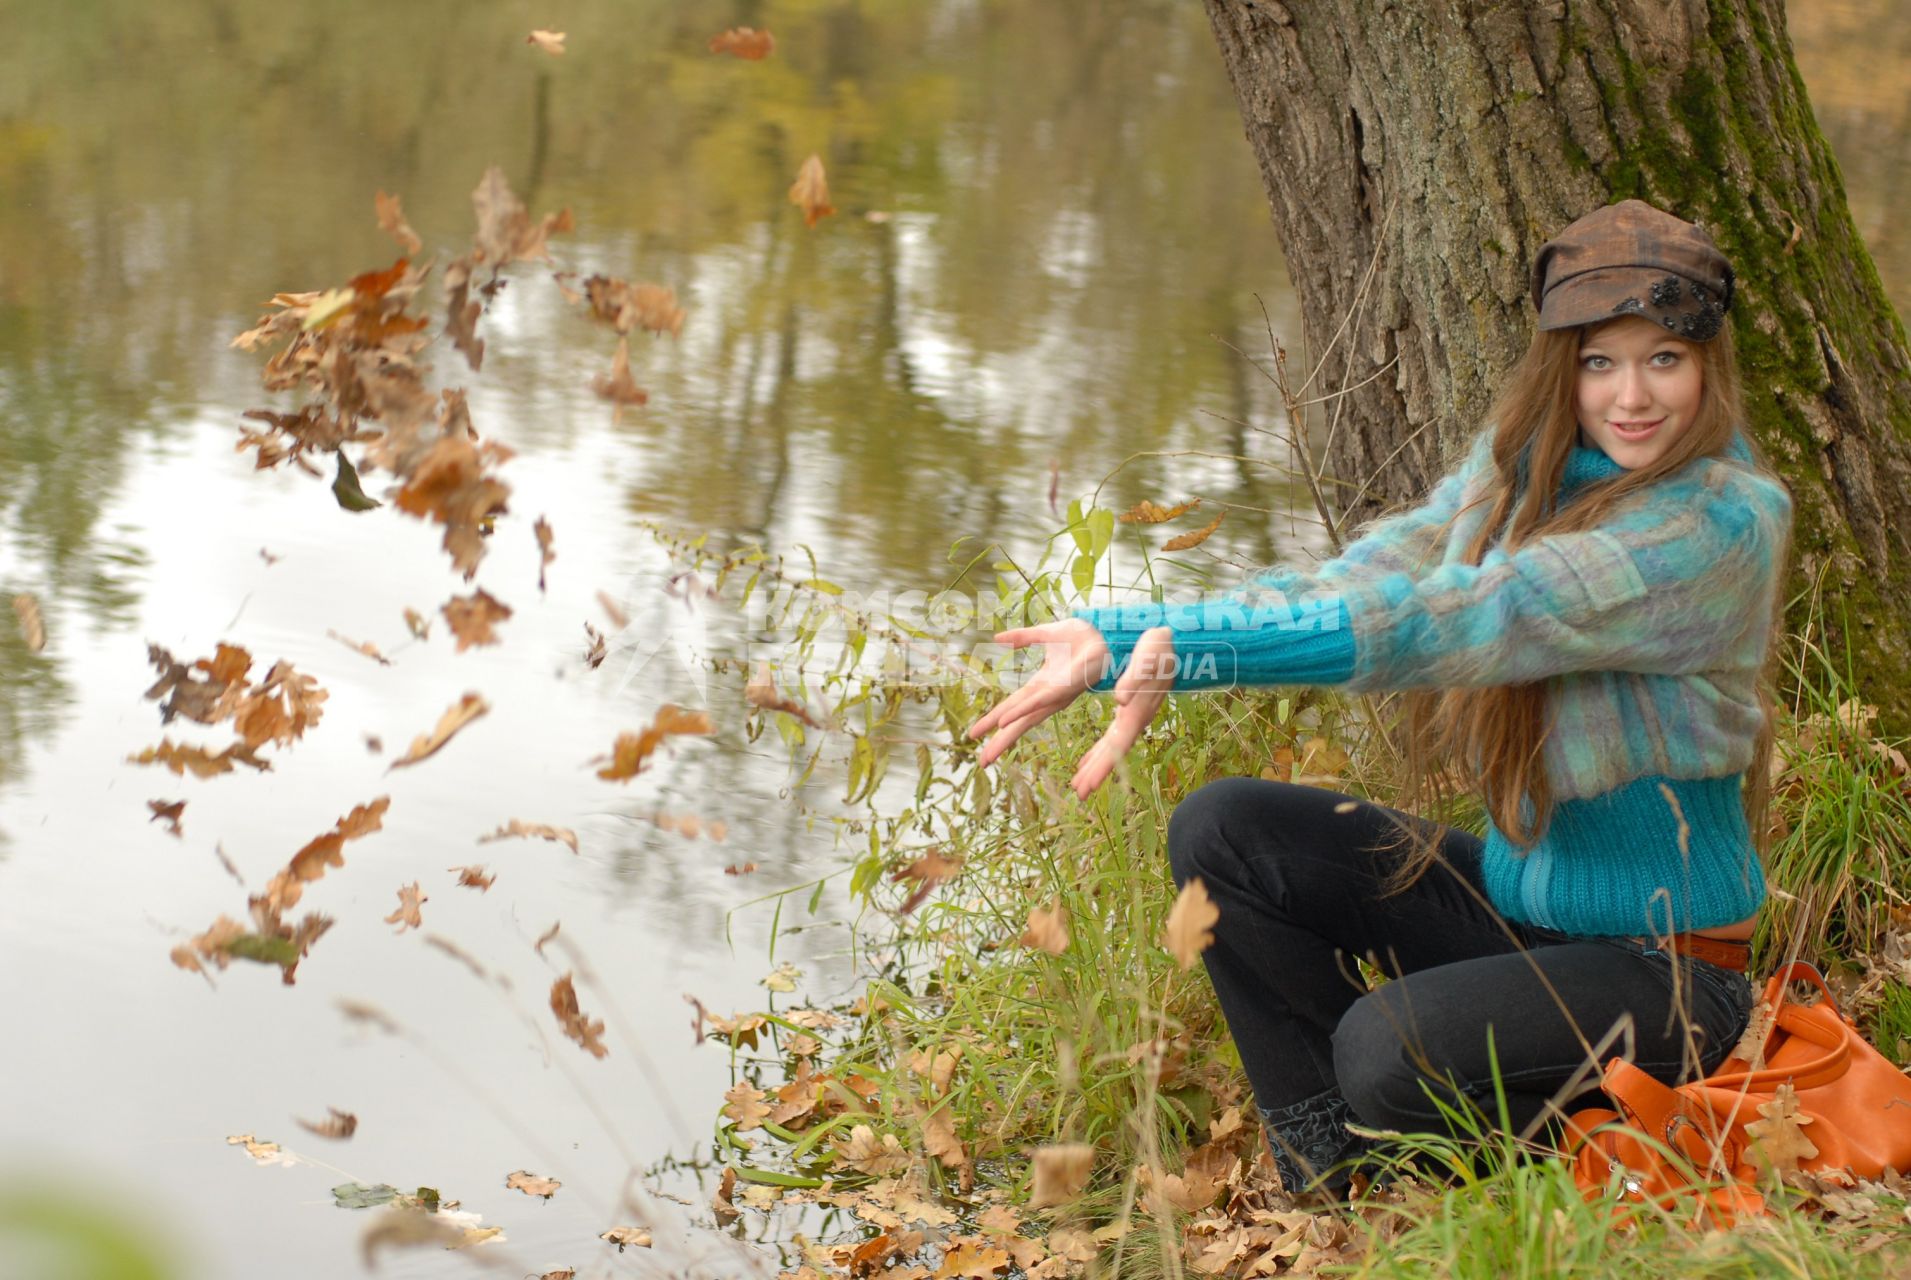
[1384,320,1789,890]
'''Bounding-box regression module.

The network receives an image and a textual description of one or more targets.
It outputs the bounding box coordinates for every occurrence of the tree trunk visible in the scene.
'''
[1201,0,1911,722]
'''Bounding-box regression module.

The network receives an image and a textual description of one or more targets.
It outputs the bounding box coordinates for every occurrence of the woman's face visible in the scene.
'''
[1574,315,1704,469]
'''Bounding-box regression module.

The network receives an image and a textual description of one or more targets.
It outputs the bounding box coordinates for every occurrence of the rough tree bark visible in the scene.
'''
[1202,0,1911,721]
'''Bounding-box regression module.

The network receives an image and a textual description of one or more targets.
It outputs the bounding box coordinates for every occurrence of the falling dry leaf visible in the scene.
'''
[12,595,44,652]
[592,337,648,418]
[551,972,608,1058]
[226,1134,295,1167]
[506,1169,561,1198]
[450,864,496,891]
[724,1081,772,1132]
[327,630,391,666]
[1028,1144,1094,1209]
[789,154,835,229]
[534,921,561,954]
[747,661,822,728]
[596,590,629,630]
[403,607,430,640]
[1746,1083,1820,1176]
[259,548,280,566]
[1162,511,1225,552]
[526,29,566,55]
[148,799,186,837]
[1020,901,1070,955]
[582,276,686,337]
[599,1227,652,1249]
[389,432,514,579]
[128,739,269,779]
[892,850,962,914]
[534,517,555,593]
[595,705,715,781]
[384,882,427,933]
[709,26,775,59]
[374,191,423,256]
[1163,877,1220,970]
[838,1125,910,1176]
[1119,497,1202,525]
[390,693,489,769]
[724,862,758,876]
[441,589,513,652]
[582,622,606,669]
[471,166,573,268]
[478,819,579,855]
[296,1107,359,1140]
[261,797,392,917]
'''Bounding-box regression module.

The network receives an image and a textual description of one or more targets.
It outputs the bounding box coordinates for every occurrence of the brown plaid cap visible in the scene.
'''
[1531,200,1735,341]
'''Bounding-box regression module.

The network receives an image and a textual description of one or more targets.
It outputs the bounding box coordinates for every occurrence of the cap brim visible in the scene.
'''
[1538,265,1726,340]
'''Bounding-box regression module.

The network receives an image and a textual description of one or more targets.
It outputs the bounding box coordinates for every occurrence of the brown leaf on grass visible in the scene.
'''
[478,819,579,854]
[709,26,775,59]
[787,1033,822,1059]
[450,864,496,891]
[442,589,513,651]
[1746,1083,1820,1176]
[550,972,608,1058]
[390,693,489,769]
[1019,901,1071,955]
[747,661,822,728]
[525,29,566,55]
[837,1125,910,1176]
[713,1166,741,1225]
[935,1240,1010,1279]
[789,154,835,229]
[922,1106,968,1171]
[725,862,758,876]
[534,517,555,593]
[327,630,391,666]
[471,166,573,268]
[592,338,648,418]
[723,1081,772,1132]
[128,739,270,778]
[595,706,716,781]
[148,799,185,837]
[892,849,962,914]
[374,192,423,256]
[384,882,427,933]
[1164,877,1220,969]
[392,433,514,579]
[506,1169,561,1198]
[582,276,686,337]
[296,1107,359,1140]
[12,595,44,652]
[582,622,606,669]
[599,1227,651,1249]
[1028,1144,1094,1209]
[403,607,431,640]
[1119,497,1202,525]
[1162,511,1225,552]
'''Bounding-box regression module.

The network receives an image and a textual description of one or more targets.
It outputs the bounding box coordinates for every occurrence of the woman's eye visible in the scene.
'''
[1581,355,1611,370]
[1651,350,1682,366]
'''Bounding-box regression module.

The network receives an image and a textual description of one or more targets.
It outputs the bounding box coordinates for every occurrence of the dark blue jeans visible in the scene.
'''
[1167,778,1756,1192]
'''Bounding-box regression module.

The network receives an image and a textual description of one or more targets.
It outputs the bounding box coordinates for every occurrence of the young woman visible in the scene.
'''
[966,201,1794,1193]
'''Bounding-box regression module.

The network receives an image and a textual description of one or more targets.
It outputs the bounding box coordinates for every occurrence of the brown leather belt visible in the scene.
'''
[1657,932,1752,972]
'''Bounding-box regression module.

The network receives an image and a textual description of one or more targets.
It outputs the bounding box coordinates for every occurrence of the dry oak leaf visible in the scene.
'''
[582,276,686,337]
[838,1125,910,1177]
[582,622,606,669]
[534,516,555,593]
[128,739,269,779]
[12,594,44,652]
[789,154,835,229]
[296,1107,359,1140]
[893,849,962,914]
[391,433,514,579]
[385,882,427,933]
[526,29,566,55]
[709,26,775,59]
[596,589,631,630]
[1020,901,1070,956]
[390,693,489,769]
[450,864,496,891]
[471,166,573,268]
[935,1240,1010,1280]
[550,972,609,1058]
[747,661,822,728]
[596,705,715,781]
[374,191,423,256]
[713,1166,741,1225]
[593,338,648,418]
[1746,1083,1820,1176]
[506,1169,561,1198]
[724,1081,773,1132]
[261,797,392,916]
[148,799,186,837]
[1164,876,1220,970]
[922,1105,969,1171]
[403,607,431,640]
[725,862,758,876]
[599,1226,652,1249]
[478,818,579,855]
[1162,511,1225,552]
[327,630,391,666]
[1028,1143,1094,1209]
[443,253,485,372]
[442,589,513,652]
[1119,497,1202,525]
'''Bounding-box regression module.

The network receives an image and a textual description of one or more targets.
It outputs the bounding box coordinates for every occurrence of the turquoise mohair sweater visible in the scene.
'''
[1075,432,1793,937]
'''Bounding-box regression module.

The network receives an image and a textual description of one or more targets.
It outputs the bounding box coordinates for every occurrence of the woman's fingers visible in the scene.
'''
[976,705,1053,769]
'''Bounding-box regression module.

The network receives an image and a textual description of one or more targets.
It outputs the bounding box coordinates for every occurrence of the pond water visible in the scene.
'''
[0,2,1904,1277]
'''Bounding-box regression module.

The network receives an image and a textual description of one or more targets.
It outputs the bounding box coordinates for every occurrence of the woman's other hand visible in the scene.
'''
[966,618,1111,769]
[1070,625,1174,799]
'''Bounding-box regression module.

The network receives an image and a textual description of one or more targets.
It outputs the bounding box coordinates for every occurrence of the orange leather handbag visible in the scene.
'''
[1563,961,1911,1218]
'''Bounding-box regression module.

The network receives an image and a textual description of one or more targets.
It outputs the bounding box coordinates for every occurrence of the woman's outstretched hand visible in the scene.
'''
[966,618,1176,799]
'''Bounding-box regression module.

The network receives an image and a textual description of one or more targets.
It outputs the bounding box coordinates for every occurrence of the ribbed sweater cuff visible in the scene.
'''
[1072,597,1357,692]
